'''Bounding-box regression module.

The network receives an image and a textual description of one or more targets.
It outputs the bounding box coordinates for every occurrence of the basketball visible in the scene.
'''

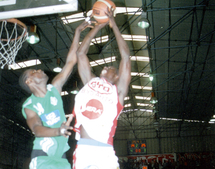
[92,0,116,23]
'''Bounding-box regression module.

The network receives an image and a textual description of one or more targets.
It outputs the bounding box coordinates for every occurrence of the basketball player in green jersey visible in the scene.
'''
[19,21,92,169]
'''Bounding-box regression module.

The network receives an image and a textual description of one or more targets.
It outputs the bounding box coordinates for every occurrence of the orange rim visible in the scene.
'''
[0,18,28,41]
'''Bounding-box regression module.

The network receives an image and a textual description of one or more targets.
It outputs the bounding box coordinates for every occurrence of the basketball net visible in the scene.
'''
[0,19,28,69]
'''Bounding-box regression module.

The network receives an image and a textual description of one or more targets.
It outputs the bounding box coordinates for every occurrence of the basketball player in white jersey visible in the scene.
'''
[72,7,131,169]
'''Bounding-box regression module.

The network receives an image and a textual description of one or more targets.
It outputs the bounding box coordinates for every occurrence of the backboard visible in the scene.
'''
[0,0,78,20]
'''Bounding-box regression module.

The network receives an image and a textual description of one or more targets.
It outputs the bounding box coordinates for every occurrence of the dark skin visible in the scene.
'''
[23,21,92,138]
[77,8,131,139]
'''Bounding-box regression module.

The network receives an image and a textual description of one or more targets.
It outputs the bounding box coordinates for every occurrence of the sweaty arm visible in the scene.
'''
[52,21,91,93]
[77,22,108,85]
[24,108,73,138]
[107,9,131,105]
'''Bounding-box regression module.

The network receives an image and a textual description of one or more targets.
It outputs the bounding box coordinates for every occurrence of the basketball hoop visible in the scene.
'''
[0,19,28,69]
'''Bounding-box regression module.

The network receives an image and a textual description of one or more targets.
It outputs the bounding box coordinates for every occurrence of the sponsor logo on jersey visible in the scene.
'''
[40,110,61,126]
[33,103,44,116]
[88,80,113,94]
[81,99,103,119]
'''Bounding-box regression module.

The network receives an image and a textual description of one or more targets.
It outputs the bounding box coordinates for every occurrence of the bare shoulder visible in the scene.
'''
[24,108,38,119]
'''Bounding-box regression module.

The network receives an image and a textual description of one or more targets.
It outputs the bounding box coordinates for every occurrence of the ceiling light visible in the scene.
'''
[150,92,158,104]
[149,73,153,81]
[61,91,69,96]
[53,67,62,73]
[138,11,150,29]
[135,96,150,100]
[61,12,85,24]
[26,25,40,44]
[131,72,149,77]
[139,109,153,112]
[70,88,79,94]
[53,58,62,72]
[116,7,142,15]
[122,35,148,42]
[79,35,109,46]
[130,56,149,62]
[124,103,131,107]
[71,81,79,95]
[150,97,158,104]
[90,56,116,67]
[91,35,109,45]
[132,85,152,90]
[9,59,41,70]
[137,103,153,107]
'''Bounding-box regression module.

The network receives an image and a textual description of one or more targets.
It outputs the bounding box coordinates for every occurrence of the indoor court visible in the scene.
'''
[0,0,215,168]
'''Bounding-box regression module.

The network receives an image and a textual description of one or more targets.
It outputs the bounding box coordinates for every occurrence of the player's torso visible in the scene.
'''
[74,78,122,144]
[24,84,66,128]
[23,85,69,156]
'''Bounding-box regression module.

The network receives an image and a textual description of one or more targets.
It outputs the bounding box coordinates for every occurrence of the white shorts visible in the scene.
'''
[73,139,120,169]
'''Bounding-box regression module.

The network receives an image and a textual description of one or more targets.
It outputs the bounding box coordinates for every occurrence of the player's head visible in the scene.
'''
[19,69,48,93]
[100,66,119,84]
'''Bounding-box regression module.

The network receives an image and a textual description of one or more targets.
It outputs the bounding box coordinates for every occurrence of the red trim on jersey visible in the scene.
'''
[72,109,80,134]
[72,144,78,169]
[107,89,124,145]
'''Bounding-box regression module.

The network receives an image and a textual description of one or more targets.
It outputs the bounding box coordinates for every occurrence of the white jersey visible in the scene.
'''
[73,77,123,145]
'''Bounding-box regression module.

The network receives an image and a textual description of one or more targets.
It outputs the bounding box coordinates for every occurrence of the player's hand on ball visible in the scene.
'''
[77,19,94,31]
[105,6,116,28]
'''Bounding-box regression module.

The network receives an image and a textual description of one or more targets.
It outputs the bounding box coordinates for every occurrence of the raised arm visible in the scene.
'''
[52,21,90,93]
[107,8,131,105]
[77,22,107,85]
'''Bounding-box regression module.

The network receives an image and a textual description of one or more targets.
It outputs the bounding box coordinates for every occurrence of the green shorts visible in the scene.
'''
[29,156,71,169]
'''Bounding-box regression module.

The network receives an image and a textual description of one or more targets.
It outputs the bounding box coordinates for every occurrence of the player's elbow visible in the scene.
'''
[32,125,43,137]
[33,132,41,137]
[122,55,131,69]
[122,50,130,59]
[32,130,41,137]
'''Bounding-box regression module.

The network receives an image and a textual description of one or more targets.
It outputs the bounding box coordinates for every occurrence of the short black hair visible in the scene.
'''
[19,69,32,94]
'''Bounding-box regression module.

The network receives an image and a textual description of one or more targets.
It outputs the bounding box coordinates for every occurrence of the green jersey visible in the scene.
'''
[22,84,70,168]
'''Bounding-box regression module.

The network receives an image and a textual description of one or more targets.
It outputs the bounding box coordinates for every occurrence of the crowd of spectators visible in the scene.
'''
[119,154,215,169]
[119,159,175,169]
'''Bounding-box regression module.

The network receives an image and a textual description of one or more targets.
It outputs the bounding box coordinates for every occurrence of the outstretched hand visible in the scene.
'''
[86,15,108,29]
[76,19,94,31]
[59,114,74,138]
[105,6,116,28]
[94,21,109,29]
